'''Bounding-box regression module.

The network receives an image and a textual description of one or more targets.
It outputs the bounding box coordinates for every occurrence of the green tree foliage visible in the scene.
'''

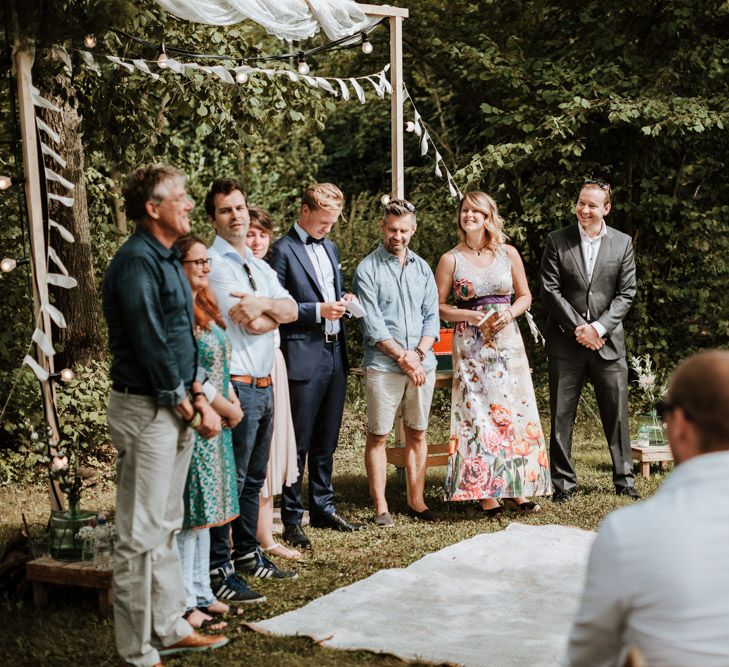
[1,0,727,480]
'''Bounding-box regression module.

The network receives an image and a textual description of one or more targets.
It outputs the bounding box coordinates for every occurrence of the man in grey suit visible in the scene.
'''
[540,178,639,501]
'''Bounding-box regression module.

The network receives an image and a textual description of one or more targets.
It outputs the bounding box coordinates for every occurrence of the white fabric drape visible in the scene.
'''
[154,0,377,41]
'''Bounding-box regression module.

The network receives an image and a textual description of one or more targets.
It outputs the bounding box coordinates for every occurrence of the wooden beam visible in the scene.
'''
[14,41,64,512]
[389,14,405,197]
[358,3,409,18]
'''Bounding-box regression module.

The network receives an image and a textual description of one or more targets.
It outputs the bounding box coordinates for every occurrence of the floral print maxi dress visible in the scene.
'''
[444,247,551,501]
[183,323,240,529]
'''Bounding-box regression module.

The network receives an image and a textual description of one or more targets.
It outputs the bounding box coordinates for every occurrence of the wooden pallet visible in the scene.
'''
[26,557,113,616]
[631,443,674,479]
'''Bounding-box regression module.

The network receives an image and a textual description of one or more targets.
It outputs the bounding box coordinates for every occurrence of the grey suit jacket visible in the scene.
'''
[540,223,636,361]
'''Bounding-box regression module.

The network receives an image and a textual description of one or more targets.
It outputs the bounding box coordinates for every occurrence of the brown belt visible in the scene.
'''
[231,374,272,388]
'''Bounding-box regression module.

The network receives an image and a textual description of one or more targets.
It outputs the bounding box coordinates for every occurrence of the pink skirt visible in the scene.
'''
[262,348,299,497]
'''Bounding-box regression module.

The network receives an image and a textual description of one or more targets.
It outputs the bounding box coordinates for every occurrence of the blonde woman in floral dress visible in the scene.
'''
[435,192,550,516]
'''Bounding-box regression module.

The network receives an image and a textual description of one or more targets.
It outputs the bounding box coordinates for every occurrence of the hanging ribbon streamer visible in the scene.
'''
[403,85,463,199]
[31,87,61,113]
[524,310,545,346]
[106,55,134,72]
[41,143,67,169]
[48,247,69,276]
[47,273,78,289]
[132,58,159,80]
[36,118,60,144]
[45,168,75,192]
[32,328,56,357]
[48,193,75,208]
[349,77,366,104]
[23,355,50,382]
[80,50,102,75]
[49,218,75,243]
[42,301,68,329]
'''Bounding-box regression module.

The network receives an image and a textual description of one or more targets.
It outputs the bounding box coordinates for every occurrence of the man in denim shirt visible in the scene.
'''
[353,198,440,526]
[103,165,226,666]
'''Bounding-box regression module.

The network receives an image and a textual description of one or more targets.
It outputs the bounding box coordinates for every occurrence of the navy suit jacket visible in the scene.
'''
[269,227,350,380]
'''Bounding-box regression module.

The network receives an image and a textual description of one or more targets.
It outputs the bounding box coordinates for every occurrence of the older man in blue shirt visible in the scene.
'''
[353,198,440,526]
[103,165,226,665]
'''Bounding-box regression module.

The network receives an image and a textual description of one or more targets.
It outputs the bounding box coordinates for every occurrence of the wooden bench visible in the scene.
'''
[26,557,113,617]
[631,443,674,479]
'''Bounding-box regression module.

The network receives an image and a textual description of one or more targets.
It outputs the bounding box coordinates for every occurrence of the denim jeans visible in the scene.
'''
[176,527,216,610]
[209,383,273,569]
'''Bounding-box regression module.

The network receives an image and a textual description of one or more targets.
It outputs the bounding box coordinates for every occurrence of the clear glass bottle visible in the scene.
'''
[93,513,112,570]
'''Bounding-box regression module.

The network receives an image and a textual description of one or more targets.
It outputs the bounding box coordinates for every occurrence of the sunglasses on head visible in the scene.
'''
[583,178,611,190]
[384,198,416,214]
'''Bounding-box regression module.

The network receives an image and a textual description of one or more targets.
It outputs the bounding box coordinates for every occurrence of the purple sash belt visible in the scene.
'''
[457,294,511,310]
[454,294,511,334]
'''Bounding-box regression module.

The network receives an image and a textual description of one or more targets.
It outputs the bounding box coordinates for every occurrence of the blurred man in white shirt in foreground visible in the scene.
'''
[567,349,729,667]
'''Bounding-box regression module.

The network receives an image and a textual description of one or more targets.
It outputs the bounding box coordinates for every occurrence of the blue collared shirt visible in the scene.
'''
[103,226,197,406]
[353,244,440,373]
[208,235,293,377]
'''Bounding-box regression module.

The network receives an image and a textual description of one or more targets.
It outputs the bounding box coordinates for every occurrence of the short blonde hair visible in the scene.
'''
[457,191,506,251]
[302,183,344,212]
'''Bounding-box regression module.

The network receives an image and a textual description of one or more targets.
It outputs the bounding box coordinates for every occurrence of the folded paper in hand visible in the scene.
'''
[345,300,366,318]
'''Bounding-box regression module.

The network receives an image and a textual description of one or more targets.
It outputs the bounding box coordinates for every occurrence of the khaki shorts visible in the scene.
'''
[364,368,436,435]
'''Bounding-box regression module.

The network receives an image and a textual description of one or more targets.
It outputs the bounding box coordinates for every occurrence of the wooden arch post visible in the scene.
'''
[14,40,64,511]
[358,4,409,199]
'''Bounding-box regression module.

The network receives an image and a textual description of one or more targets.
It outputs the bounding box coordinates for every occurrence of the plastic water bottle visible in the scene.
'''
[93,513,112,570]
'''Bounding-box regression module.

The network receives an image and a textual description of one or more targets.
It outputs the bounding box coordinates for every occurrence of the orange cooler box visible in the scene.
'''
[433,328,453,372]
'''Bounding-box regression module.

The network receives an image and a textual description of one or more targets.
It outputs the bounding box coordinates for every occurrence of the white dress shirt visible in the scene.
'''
[208,235,293,377]
[566,450,729,667]
[578,222,607,337]
[293,223,339,335]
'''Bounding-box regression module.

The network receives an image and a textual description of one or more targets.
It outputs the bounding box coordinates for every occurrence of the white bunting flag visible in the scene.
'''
[132,59,160,80]
[48,193,74,208]
[420,132,429,157]
[349,78,365,104]
[48,247,68,276]
[31,87,61,113]
[49,218,75,243]
[32,328,55,357]
[315,77,337,95]
[23,355,49,382]
[434,151,443,178]
[80,50,102,76]
[106,56,134,72]
[47,273,78,289]
[335,78,350,100]
[36,118,60,144]
[210,65,234,84]
[41,142,67,168]
[42,301,67,329]
[45,168,74,191]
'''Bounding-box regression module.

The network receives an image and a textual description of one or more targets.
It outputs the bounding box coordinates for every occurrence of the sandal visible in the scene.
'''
[183,608,228,632]
[501,498,542,513]
[480,501,504,518]
[261,542,302,561]
[198,602,245,618]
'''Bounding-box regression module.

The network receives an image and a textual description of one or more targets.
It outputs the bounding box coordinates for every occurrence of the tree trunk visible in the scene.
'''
[41,95,105,368]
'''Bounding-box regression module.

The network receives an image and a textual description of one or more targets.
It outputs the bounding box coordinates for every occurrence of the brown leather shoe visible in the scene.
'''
[158,630,229,656]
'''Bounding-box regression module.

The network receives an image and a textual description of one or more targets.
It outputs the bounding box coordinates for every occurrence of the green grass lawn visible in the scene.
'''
[0,389,671,667]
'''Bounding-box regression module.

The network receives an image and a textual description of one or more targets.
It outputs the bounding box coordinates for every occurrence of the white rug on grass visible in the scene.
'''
[250,523,595,667]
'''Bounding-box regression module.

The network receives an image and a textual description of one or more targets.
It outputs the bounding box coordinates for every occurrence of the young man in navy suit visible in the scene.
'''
[269,183,364,549]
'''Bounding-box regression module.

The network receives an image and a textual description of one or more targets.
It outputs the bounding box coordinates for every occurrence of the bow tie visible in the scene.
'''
[306,235,324,245]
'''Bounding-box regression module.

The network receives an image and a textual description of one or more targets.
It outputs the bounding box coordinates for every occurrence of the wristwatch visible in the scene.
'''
[187,410,202,428]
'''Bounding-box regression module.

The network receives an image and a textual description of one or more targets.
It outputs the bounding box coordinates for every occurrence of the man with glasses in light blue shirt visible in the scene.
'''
[353,197,440,526]
[205,178,299,603]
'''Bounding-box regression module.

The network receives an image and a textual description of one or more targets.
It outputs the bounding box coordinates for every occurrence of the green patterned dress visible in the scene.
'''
[183,323,239,529]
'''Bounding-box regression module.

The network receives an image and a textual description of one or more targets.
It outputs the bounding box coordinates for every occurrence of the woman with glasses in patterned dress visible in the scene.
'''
[174,235,245,628]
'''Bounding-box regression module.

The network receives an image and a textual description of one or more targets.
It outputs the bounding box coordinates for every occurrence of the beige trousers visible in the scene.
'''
[107,390,194,667]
